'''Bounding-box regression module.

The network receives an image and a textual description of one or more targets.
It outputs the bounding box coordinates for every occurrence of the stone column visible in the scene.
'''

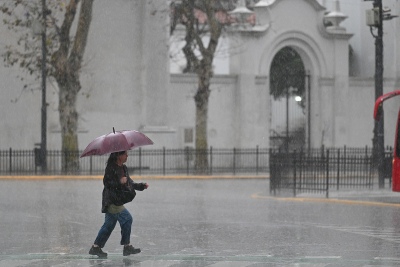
[325,0,353,146]
[228,30,269,148]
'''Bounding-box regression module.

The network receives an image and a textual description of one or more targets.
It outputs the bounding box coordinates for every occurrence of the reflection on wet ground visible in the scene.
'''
[1,179,400,266]
[2,253,400,266]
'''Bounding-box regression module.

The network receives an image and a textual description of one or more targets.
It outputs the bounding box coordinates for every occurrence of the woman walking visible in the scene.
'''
[89,151,148,258]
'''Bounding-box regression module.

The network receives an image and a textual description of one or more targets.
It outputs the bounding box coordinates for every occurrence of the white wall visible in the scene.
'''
[0,0,399,152]
[77,0,145,148]
[169,74,239,148]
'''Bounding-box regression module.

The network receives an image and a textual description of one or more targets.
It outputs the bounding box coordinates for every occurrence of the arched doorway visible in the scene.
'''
[269,46,307,151]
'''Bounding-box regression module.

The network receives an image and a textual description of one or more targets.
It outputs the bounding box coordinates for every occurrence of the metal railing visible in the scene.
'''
[269,147,393,197]
[1,146,393,186]
[0,147,270,175]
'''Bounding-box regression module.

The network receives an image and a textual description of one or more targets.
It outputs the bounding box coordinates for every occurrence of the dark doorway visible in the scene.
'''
[269,46,306,151]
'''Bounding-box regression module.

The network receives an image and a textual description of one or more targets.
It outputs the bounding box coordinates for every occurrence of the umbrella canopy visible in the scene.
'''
[80,128,153,158]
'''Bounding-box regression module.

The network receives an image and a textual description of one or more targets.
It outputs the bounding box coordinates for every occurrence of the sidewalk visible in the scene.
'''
[292,188,400,207]
[328,188,400,204]
[2,175,400,206]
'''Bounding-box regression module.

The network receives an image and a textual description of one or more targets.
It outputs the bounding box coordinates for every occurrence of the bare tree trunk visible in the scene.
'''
[194,92,209,172]
[58,80,80,172]
[194,62,212,172]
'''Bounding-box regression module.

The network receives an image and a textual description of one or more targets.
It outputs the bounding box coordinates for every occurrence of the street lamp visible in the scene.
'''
[34,0,48,173]
[294,96,302,102]
[228,0,254,29]
[324,0,347,32]
[365,0,397,188]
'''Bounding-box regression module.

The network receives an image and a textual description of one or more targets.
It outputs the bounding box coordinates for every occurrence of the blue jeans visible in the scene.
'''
[94,208,133,248]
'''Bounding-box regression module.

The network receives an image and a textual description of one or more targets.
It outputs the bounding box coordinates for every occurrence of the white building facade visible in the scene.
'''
[0,0,399,151]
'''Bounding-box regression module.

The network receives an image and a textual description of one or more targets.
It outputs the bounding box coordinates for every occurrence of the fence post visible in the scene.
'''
[269,148,274,195]
[293,150,297,197]
[233,148,236,175]
[63,150,67,174]
[326,149,330,198]
[185,147,190,175]
[90,156,93,175]
[256,145,259,175]
[299,149,303,191]
[337,149,340,190]
[9,147,12,174]
[163,147,166,176]
[344,146,347,181]
[366,145,373,188]
[139,148,142,176]
[210,146,213,175]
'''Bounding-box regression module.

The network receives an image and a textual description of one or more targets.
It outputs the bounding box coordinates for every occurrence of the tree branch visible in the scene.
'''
[203,0,221,59]
[68,0,93,71]
[55,0,79,59]
[182,0,200,70]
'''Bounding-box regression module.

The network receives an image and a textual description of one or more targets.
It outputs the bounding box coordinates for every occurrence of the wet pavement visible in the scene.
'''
[1,178,400,266]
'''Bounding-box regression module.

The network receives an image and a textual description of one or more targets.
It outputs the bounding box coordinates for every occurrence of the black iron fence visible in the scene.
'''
[0,147,270,175]
[270,147,393,197]
[1,146,394,186]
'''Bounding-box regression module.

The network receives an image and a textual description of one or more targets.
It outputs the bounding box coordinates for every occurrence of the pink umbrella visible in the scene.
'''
[80,128,153,158]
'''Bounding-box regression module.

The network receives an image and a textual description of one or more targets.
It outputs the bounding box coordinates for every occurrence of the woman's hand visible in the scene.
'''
[120,176,127,184]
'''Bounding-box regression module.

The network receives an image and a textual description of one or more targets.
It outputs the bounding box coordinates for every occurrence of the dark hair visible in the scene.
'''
[106,151,126,167]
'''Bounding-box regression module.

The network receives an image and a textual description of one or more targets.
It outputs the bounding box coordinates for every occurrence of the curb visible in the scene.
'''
[252,192,400,208]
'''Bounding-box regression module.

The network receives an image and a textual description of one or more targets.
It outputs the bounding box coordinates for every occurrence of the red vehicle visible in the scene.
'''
[374,90,400,191]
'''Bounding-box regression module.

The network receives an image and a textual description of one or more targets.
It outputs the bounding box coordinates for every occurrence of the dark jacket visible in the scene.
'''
[101,163,147,213]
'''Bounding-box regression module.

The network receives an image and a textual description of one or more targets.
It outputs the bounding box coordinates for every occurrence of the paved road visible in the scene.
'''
[1,178,400,266]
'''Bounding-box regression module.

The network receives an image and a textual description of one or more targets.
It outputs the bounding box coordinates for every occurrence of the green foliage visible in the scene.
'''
[270,47,306,102]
